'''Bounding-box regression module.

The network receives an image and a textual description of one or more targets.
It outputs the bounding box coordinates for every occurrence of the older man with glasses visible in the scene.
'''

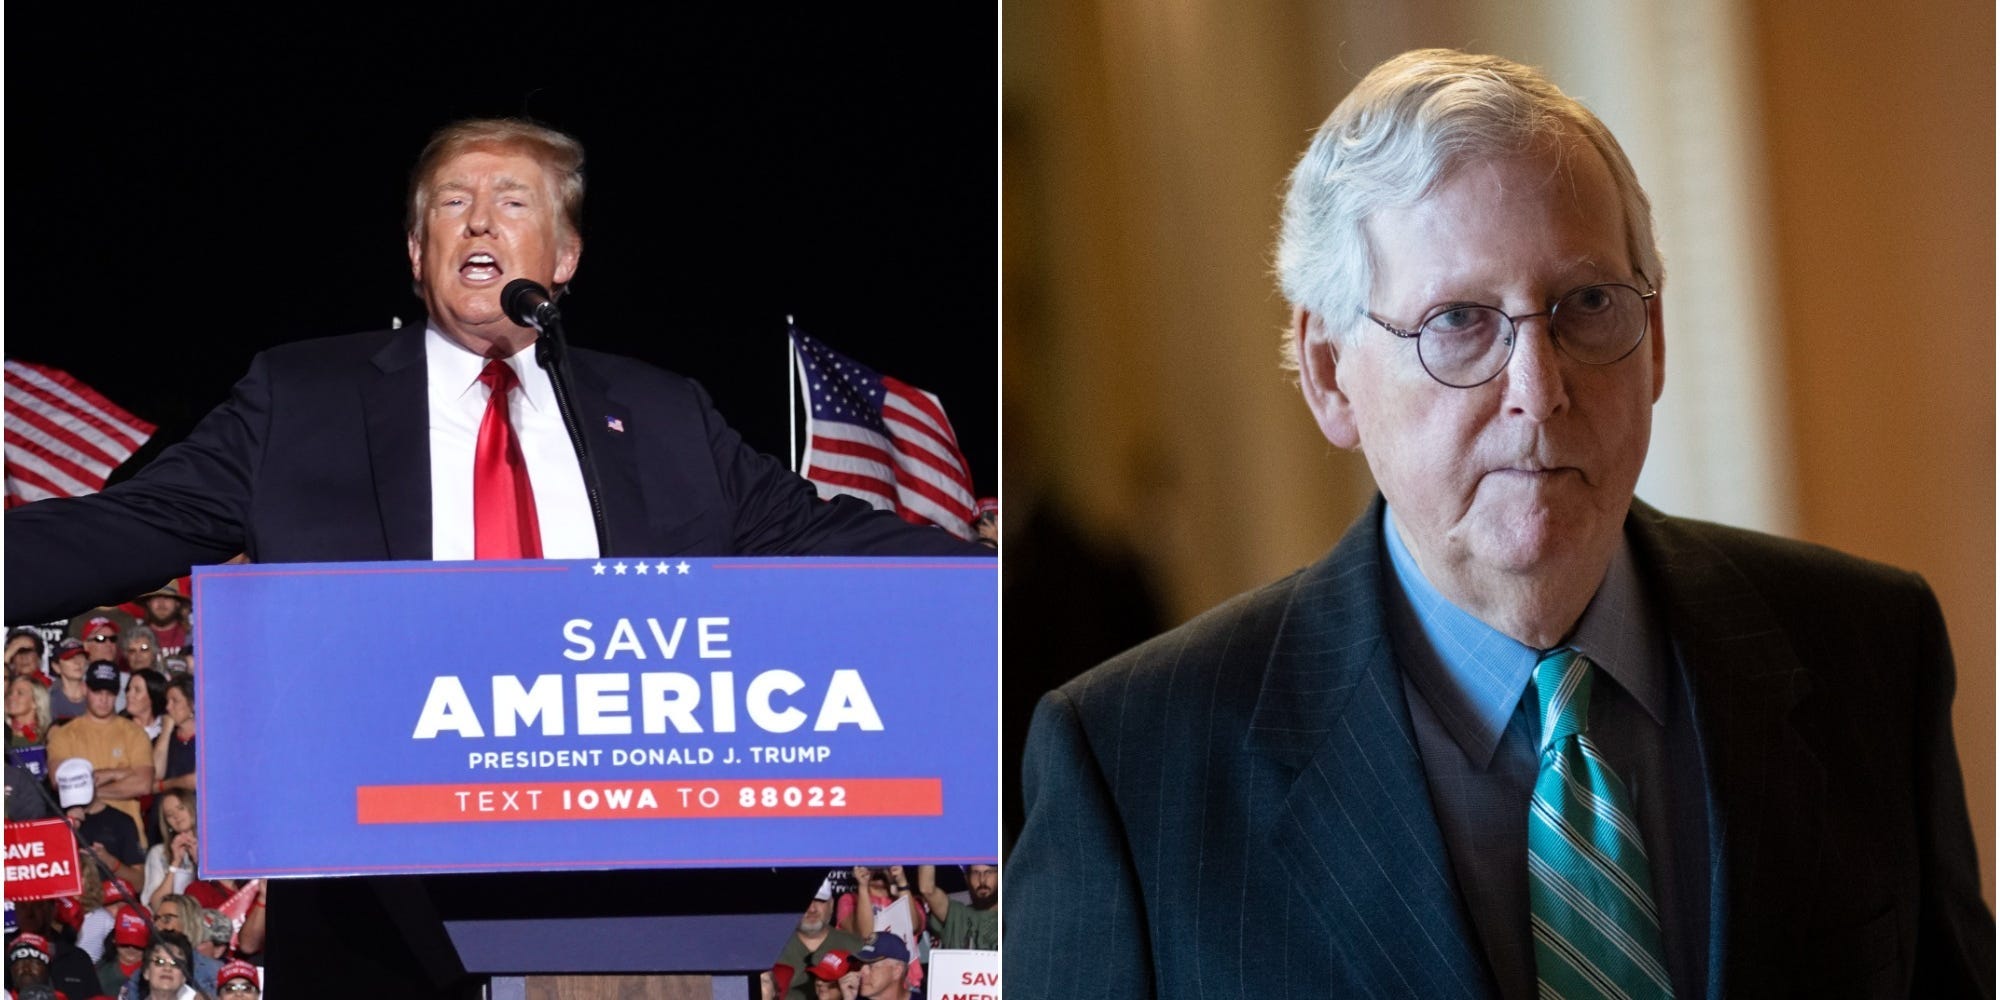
[1010,48,1993,1000]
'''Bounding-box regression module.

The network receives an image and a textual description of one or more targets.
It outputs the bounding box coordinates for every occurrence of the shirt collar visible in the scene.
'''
[1381,505,1666,768]
[424,324,547,413]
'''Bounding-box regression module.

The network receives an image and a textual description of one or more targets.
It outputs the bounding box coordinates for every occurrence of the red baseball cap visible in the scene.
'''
[6,933,51,965]
[114,907,152,947]
[102,877,138,906]
[809,950,853,980]
[217,959,260,989]
[771,963,796,994]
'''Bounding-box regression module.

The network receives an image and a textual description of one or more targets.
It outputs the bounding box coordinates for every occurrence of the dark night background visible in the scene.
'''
[10,10,995,496]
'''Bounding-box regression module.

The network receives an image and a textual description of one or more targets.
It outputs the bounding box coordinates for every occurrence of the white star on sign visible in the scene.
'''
[592,563,606,575]
[655,561,671,574]
[614,562,628,575]
[635,561,650,575]
[675,561,691,575]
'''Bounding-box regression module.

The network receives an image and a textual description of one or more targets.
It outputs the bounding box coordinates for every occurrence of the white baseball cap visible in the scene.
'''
[54,757,94,809]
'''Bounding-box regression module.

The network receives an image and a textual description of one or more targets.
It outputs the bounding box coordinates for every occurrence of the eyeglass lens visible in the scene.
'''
[1417,283,1648,387]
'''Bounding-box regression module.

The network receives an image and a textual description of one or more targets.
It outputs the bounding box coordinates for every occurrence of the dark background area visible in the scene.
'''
[10,10,995,495]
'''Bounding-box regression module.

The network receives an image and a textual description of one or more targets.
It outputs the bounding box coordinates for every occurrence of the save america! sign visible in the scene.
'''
[5,819,83,900]
[194,556,996,878]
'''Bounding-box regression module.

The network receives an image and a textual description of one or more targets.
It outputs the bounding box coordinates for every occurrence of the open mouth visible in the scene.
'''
[460,252,502,283]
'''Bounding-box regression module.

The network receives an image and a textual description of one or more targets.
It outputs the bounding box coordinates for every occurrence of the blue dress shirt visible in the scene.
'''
[1380,506,1706,1000]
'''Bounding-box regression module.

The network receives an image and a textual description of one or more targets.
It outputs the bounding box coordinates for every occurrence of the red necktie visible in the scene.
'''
[474,360,542,559]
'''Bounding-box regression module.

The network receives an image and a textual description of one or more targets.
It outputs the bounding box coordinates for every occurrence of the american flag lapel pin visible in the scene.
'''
[605,415,625,433]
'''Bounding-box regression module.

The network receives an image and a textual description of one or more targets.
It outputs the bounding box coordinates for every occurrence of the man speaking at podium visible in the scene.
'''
[5,118,981,991]
[7,119,975,626]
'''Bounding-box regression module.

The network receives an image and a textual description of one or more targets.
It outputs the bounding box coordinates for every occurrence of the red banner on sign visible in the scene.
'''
[355,777,943,824]
[4,819,83,900]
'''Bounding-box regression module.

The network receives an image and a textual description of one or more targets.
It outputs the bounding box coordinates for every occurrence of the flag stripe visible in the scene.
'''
[812,421,973,507]
[5,421,117,483]
[4,360,155,506]
[5,388,139,469]
[807,452,899,490]
[883,377,963,451]
[809,470,897,511]
[896,489,975,539]
[881,411,977,489]
[882,390,972,477]
[892,474,976,533]
[7,483,53,506]
[808,428,900,470]
[887,439,978,506]
[6,361,152,435]
[881,389,960,455]
[7,465,70,504]
[5,362,154,449]
[5,444,97,498]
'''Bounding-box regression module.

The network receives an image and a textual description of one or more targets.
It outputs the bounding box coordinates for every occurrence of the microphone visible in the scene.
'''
[501,279,560,333]
[498,275,609,553]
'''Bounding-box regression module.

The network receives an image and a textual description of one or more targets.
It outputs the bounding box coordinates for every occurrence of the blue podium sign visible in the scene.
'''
[193,557,996,878]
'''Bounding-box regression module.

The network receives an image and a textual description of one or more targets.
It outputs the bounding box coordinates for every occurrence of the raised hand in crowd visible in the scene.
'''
[918,863,998,950]
[145,789,200,911]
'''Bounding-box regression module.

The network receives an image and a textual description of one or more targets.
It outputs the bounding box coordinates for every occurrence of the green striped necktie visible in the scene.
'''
[1527,649,1673,1000]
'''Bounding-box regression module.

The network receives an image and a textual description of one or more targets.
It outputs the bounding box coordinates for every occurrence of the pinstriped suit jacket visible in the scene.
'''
[1009,498,1993,999]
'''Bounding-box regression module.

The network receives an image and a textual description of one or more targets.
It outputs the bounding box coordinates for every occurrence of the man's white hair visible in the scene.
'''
[1275,49,1665,369]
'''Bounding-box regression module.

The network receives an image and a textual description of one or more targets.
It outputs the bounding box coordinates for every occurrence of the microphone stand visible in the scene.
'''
[531,312,612,557]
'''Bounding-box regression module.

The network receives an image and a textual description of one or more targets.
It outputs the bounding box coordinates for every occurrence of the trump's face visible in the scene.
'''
[1301,136,1663,601]
[408,145,579,356]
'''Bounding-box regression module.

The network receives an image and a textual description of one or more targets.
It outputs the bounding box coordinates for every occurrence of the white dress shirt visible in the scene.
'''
[426,327,599,559]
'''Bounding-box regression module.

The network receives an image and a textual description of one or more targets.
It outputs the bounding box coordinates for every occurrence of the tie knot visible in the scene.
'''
[1532,648,1594,752]
[479,359,519,395]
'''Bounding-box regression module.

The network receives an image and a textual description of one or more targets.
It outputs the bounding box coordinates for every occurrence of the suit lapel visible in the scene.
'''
[1248,499,1494,999]
[1627,502,1823,999]
[363,329,432,560]
[561,354,643,556]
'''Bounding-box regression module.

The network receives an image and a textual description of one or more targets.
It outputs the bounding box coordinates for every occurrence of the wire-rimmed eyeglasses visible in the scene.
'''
[1363,276,1657,388]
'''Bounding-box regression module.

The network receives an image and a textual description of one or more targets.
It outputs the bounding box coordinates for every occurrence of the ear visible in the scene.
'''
[406,232,423,284]
[1647,291,1666,403]
[555,236,582,287]
[1296,307,1361,449]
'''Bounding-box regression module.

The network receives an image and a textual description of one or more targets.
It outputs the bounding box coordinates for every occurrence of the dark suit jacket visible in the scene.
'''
[1009,498,1992,999]
[6,326,975,624]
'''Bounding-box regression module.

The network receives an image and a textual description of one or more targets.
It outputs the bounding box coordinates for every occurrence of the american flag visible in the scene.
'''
[794,332,977,539]
[3,360,155,508]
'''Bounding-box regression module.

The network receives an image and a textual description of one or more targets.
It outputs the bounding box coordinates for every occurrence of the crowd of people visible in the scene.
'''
[766,864,998,1000]
[4,583,265,999]
[7,580,995,998]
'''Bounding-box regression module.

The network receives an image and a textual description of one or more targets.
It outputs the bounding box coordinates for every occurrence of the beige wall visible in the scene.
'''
[1003,0,1994,904]
[1747,0,1995,903]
